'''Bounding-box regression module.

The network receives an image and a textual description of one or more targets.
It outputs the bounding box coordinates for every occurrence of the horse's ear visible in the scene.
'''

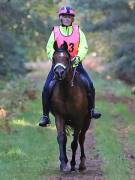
[53,41,58,50]
[63,41,68,50]
[61,41,68,50]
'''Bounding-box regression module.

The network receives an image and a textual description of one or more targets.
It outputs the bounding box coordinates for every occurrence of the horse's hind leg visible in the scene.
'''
[78,130,87,171]
[79,119,90,171]
[70,129,79,171]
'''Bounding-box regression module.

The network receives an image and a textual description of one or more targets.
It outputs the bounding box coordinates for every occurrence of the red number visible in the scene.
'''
[69,43,74,52]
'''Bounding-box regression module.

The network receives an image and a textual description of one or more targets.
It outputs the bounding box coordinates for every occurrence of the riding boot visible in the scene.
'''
[39,92,51,127]
[79,73,101,119]
[39,80,56,127]
[88,87,101,119]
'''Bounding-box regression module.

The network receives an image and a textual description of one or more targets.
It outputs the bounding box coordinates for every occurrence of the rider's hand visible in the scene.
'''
[71,56,80,68]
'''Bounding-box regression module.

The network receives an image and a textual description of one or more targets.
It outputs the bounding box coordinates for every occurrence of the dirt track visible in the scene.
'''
[48,122,104,180]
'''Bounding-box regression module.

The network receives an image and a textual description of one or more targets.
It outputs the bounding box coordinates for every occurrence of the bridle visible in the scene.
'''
[53,63,66,72]
[53,48,77,86]
[71,66,77,87]
[53,49,71,73]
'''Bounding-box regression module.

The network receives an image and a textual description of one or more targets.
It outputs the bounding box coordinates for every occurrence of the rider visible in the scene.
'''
[39,6,101,127]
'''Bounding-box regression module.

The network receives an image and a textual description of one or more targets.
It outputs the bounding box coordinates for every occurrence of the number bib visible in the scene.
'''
[53,25,80,60]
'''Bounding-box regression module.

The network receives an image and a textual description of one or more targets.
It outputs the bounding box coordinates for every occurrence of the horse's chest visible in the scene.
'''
[52,93,76,108]
[51,85,88,116]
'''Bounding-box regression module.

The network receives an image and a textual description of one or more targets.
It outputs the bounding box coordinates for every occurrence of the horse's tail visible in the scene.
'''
[65,124,74,136]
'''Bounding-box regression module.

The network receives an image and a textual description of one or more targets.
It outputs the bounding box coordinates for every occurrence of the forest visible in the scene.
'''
[0,0,135,83]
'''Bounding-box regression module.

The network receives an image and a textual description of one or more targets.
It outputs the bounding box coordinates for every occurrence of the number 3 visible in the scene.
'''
[69,43,74,52]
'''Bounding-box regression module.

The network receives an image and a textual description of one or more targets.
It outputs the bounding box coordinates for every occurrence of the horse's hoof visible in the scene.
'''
[60,164,69,173]
[70,166,76,172]
[79,157,86,171]
[79,165,86,171]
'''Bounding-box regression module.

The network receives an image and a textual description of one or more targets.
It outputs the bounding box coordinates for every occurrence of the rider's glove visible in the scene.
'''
[71,56,80,68]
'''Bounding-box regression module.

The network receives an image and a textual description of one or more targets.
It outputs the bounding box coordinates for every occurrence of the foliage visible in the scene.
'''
[0,77,38,119]
[0,2,26,77]
[73,0,135,84]
[0,0,58,78]
[1,0,135,83]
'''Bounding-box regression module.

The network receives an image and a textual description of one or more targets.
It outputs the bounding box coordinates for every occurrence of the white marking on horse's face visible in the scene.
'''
[59,52,65,57]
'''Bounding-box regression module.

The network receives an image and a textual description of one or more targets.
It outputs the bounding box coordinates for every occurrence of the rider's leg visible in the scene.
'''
[77,63,101,119]
[39,66,56,127]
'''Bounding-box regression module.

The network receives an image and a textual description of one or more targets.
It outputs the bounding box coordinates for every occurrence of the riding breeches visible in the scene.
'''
[42,66,55,115]
[76,63,95,109]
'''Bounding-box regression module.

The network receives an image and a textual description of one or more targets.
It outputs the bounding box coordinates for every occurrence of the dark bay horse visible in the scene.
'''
[50,41,91,172]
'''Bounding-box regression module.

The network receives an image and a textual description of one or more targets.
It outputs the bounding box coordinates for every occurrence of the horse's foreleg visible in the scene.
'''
[55,117,68,172]
[79,130,87,171]
[70,129,79,171]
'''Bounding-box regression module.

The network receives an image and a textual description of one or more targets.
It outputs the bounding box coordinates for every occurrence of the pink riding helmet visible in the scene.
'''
[58,6,76,16]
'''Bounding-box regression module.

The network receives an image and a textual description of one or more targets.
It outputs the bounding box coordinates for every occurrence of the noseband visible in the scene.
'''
[53,63,66,71]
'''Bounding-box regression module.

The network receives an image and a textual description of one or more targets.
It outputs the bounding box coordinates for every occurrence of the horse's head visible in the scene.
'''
[53,41,71,81]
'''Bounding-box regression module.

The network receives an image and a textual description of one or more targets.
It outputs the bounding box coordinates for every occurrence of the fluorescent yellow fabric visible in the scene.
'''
[46,25,88,61]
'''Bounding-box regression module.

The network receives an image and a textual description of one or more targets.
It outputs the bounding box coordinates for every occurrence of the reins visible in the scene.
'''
[71,66,77,87]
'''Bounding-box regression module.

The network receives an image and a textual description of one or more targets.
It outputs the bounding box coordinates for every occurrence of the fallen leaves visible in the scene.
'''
[0,107,7,119]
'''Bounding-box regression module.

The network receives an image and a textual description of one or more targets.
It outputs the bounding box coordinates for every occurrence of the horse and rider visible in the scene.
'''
[39,6,101,127]
[38,6,102,172]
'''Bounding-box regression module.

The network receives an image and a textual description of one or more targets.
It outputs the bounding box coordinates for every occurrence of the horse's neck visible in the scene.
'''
[66,68,73,82]
[59,69,73,94]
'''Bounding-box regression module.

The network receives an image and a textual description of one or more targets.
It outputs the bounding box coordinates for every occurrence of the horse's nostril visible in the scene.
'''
[55,68,65,80]
[55,70,60,77]
[61,69,64,76]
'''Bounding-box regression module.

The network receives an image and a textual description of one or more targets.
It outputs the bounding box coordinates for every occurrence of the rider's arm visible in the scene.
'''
[78,28,88,61]
[46,31,55,60]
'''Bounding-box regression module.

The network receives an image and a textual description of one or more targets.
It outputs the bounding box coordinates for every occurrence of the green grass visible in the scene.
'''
[91,70,135,180]
[0,98,60,180]
[94,101,130,180]
[91,71,131,97]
